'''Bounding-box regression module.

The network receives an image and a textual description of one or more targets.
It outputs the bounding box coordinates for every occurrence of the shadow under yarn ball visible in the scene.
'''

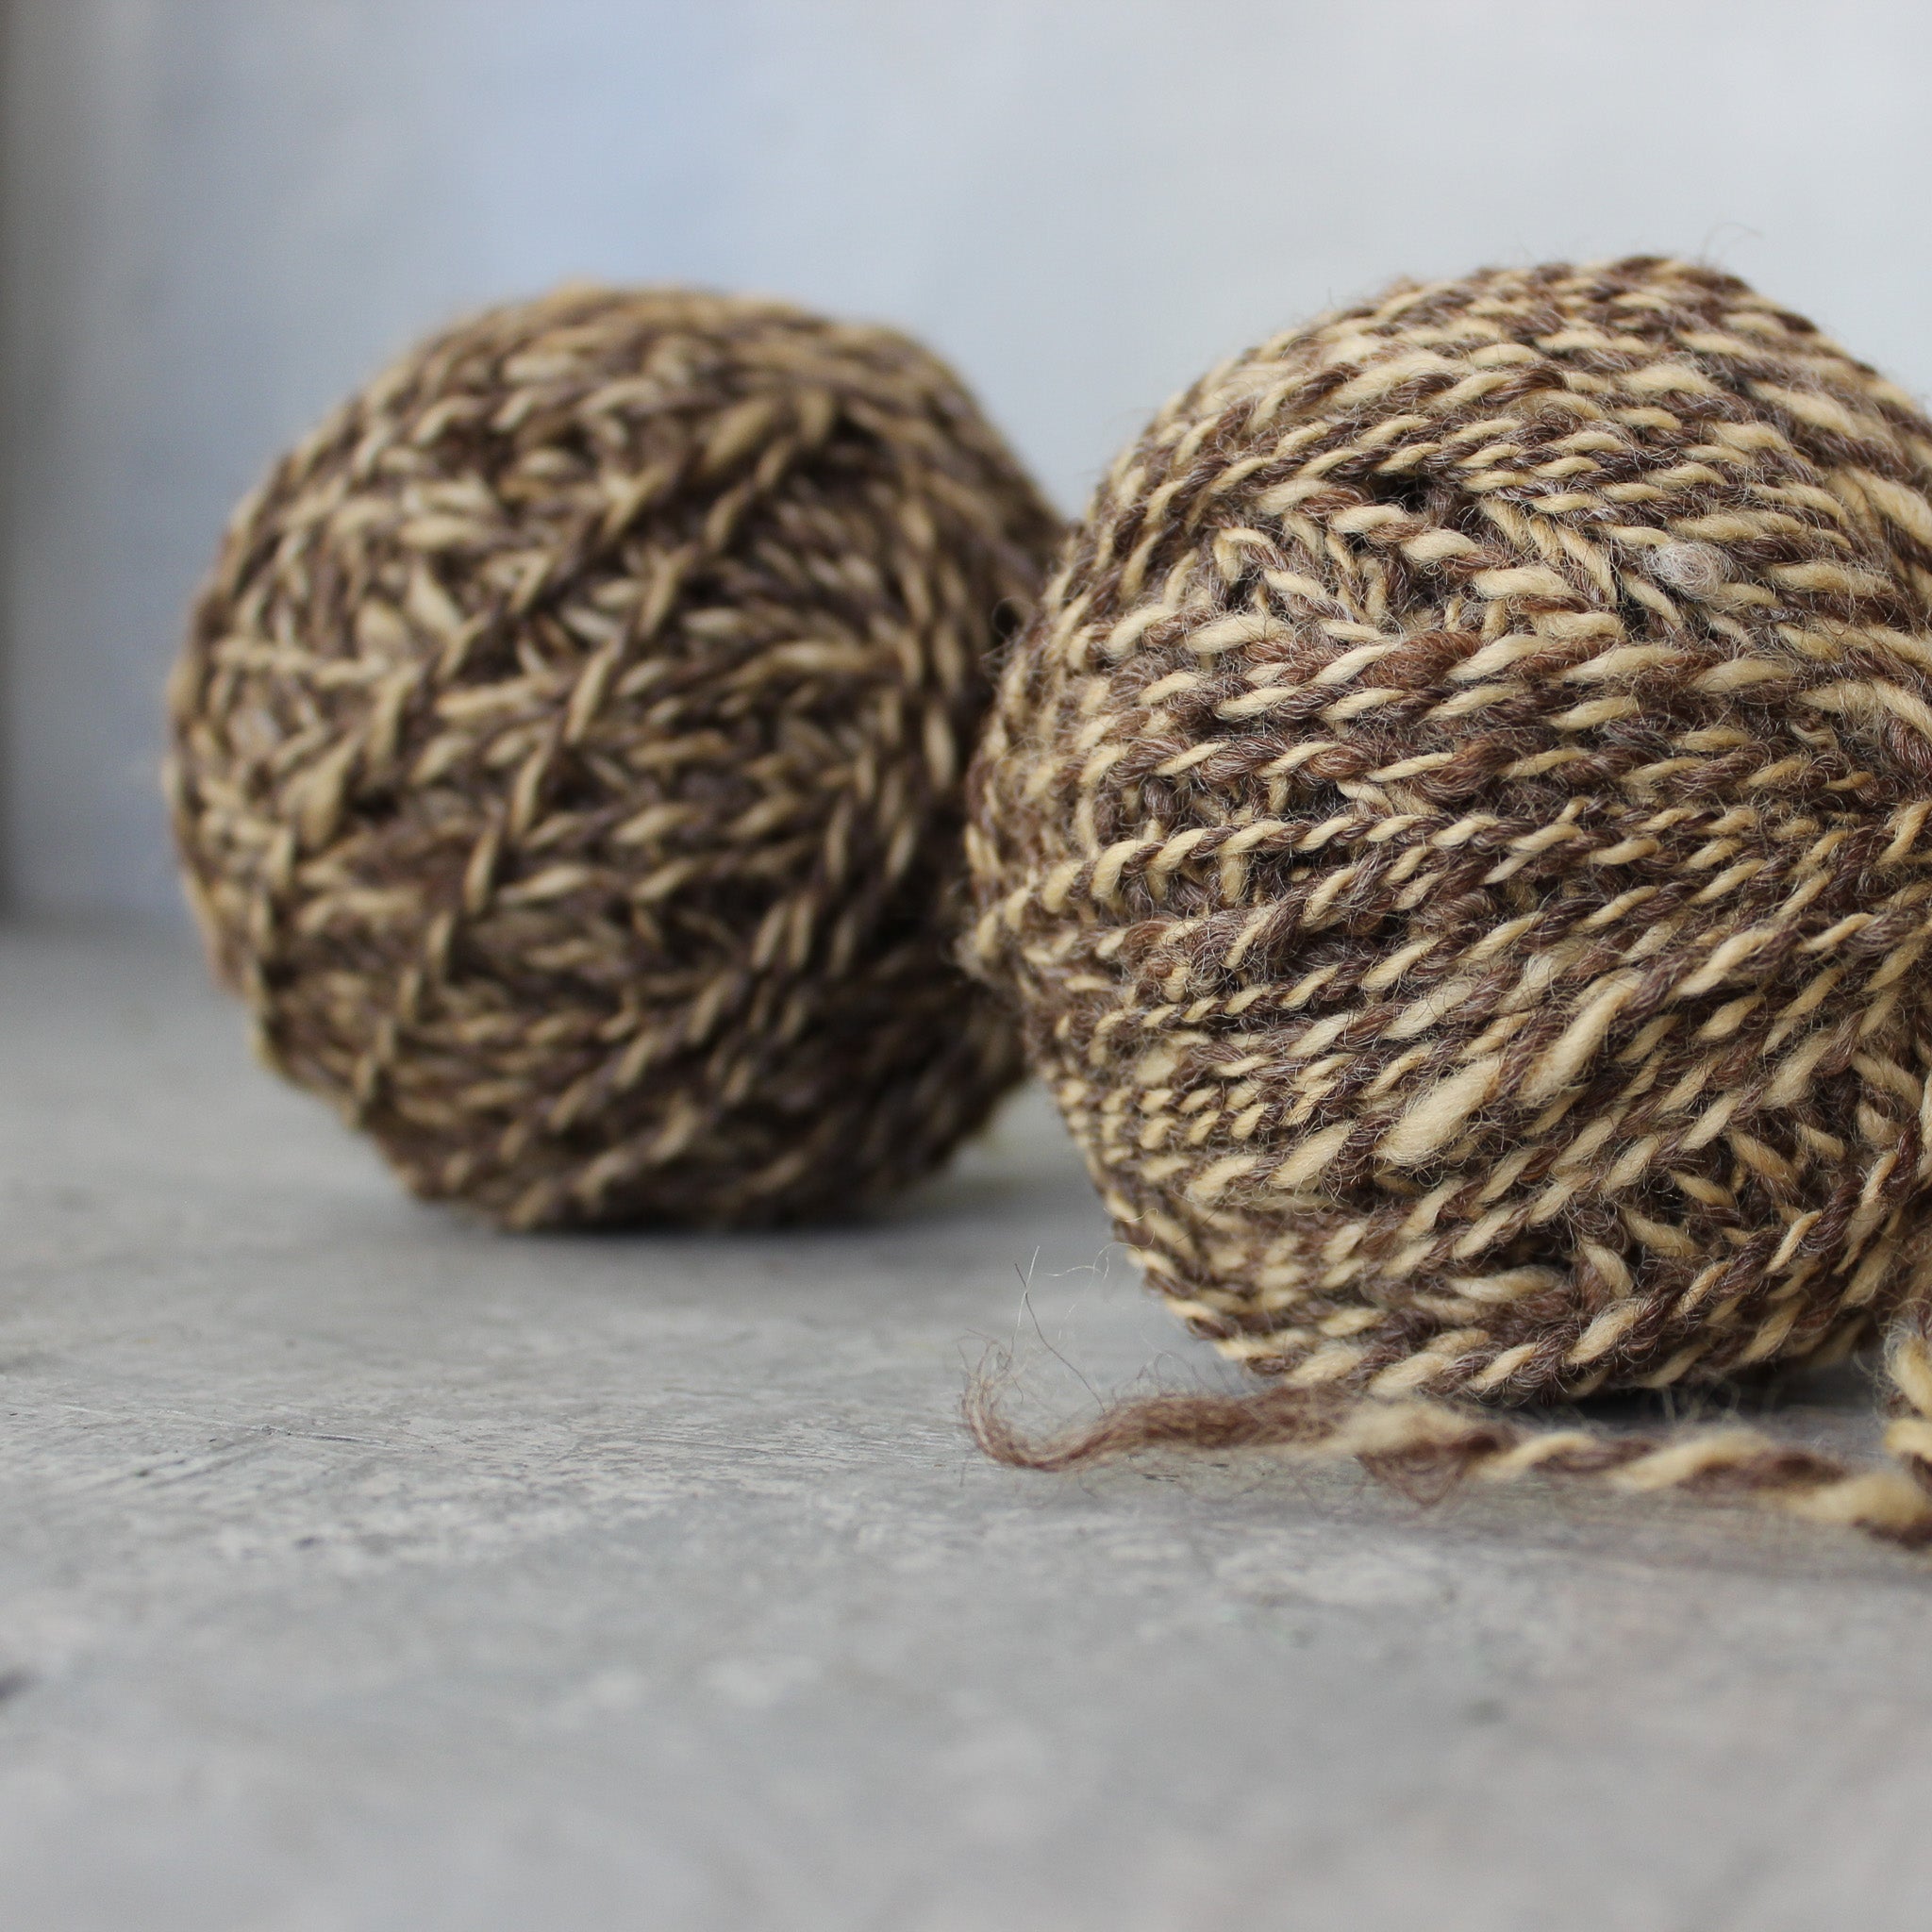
[967,258,1932,1516]
[170,286,1058,1228]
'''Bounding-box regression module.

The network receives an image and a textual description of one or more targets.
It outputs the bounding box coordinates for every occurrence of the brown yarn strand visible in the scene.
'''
[965,258,1932,1547]
[169,286,1058,1228]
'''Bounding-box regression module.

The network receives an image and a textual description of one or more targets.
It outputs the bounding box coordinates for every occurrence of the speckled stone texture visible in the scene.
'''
[5,922,1932,1931]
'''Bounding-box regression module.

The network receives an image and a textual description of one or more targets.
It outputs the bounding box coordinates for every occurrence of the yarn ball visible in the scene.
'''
[968,258,1932,1409]
[170,286,1058,1228]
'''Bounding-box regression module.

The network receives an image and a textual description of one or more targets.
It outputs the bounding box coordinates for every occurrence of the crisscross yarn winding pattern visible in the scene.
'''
[171,287,1057,1227]
[967,259,1932,1541]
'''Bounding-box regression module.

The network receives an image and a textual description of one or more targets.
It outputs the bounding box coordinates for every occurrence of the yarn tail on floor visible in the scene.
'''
[967,1317,1932,1550]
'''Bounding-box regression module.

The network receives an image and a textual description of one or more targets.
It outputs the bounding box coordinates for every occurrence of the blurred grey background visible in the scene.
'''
[5,0,1930,919]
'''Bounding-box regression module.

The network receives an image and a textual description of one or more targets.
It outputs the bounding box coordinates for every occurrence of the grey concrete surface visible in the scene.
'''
[5,922,1932,1931]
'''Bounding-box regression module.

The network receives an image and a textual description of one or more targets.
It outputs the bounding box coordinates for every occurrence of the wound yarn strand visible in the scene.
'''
[966,258,1932,1547]
[171,286,1058,1228]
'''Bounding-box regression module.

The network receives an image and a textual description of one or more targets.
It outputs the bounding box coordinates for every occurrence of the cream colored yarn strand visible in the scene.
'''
[971,1312,1932,1546]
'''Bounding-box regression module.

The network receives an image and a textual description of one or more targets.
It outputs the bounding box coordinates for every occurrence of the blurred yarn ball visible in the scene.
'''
[170,286,1058,1227]
[967,258,1932,1535]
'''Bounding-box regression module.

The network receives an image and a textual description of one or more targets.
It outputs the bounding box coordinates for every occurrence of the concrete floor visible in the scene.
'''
[6,923,1932,1931]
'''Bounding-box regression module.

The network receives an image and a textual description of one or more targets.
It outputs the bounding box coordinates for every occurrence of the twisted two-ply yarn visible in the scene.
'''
[171,287,1057,1227]
[968,258,1932,1542]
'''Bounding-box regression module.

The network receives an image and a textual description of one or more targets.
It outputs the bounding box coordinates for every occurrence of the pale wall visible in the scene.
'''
[7,0,1931,912]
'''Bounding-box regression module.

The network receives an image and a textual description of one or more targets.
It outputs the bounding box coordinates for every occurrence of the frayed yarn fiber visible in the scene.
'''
[170,286,1058,1228]
[965,258,1932,1542]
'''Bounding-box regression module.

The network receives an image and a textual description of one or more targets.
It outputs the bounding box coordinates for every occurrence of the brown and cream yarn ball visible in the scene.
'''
[967,258,1932,1541]
[169,286,1057,1228]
